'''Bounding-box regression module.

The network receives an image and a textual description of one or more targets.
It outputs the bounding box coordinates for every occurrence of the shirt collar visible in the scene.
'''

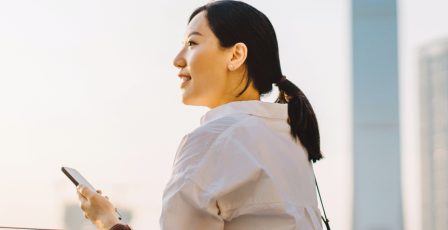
[200,100,288,125]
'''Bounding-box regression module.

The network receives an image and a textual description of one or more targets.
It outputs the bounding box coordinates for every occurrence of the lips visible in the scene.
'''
[179,75,191,81]
[178,74,192,88]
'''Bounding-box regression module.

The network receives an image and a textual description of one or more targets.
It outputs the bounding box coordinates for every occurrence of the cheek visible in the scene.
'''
[189,48,227,87]
[189,52,208,75]
[189,47,215,72]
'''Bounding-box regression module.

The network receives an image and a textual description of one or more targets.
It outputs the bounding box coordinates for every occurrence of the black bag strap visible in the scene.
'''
[314,174,331,230]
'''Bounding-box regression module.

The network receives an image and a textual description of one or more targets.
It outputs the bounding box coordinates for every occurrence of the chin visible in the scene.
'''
[181,95,197,106]
[182,95,209,107]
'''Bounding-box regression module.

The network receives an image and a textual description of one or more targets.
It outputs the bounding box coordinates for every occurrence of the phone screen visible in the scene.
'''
[61,167,96,192]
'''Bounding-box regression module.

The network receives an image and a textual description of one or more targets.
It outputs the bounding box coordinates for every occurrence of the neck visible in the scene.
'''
[208,88,260,109]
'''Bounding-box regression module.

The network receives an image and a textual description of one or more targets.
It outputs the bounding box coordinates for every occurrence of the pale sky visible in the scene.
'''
[0,0,446,229]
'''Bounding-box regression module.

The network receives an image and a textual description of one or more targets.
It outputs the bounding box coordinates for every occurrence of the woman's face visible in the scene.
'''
[173,11,234,108]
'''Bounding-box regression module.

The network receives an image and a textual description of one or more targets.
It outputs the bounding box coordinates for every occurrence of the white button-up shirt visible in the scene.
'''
[160,100,323,230]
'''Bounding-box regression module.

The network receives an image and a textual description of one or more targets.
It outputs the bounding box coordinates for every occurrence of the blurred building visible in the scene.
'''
[64,203,132,230]
[419,38,448,230]
[352,0,403,229]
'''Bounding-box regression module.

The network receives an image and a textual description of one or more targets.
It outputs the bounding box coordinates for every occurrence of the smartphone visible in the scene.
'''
[61,167,96,192]
[61,166,122,220]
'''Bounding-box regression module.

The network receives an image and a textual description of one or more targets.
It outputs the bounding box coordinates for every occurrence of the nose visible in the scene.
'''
[173,49,186,69]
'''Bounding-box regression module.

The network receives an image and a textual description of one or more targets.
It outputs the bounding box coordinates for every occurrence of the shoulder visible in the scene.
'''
[172,113,260,176]
[188,113,267,153]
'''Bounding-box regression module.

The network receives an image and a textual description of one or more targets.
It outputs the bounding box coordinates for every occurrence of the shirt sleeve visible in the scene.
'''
[160,123,287,229]
[160,175,224,230]
[160,133,224,230]
[186,130,285,221]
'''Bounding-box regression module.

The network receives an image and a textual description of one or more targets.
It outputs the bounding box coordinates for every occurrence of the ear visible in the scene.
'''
[227,42,248,71]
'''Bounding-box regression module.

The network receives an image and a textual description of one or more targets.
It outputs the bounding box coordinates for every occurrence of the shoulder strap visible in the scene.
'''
[314,174,331,230]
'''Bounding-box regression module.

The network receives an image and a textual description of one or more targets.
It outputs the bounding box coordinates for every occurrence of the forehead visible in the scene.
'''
[185,11,211,36]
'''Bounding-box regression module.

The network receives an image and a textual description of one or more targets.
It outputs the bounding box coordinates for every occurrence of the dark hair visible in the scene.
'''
[189,0,323,162]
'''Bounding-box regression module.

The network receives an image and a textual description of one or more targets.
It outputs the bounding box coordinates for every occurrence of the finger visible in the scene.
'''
[77,185,95,199]
[77,191,87,202]
[77,199,89,214]
[80,201,88,211]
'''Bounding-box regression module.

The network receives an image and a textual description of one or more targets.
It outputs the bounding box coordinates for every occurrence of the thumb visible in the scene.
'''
[77,184,95,199]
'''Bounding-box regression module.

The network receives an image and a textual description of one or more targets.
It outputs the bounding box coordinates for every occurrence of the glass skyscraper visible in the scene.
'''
[419,38,448,230]
[352,0,403,229]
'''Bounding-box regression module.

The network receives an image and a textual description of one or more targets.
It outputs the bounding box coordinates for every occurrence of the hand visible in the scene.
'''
[77,185,121,230]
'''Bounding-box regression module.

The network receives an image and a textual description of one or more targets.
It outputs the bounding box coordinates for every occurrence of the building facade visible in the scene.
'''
[419,39,448,230]
[352,0,403,229]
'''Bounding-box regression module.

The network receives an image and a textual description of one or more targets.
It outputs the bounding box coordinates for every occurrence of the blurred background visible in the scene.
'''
[0,0,446,229]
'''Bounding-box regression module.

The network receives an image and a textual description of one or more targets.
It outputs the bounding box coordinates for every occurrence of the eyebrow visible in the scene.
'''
[188,31,203,37]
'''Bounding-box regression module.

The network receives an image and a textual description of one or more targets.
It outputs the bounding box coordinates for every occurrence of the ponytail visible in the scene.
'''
[275,76,323,162]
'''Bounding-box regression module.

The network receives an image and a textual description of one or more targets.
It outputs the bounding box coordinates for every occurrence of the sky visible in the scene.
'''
[0,0,446,229]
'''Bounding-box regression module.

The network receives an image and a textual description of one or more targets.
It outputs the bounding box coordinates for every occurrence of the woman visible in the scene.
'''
[77,1,326,229]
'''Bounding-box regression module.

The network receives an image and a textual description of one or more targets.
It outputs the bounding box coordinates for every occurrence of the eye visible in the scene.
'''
[186,40,198,47]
